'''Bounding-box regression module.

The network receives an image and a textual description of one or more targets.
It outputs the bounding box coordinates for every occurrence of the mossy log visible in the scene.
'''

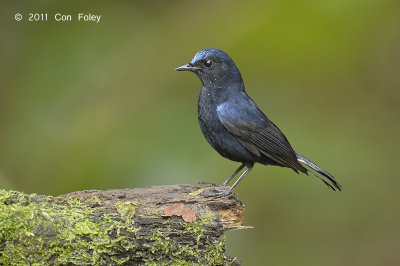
[0,184,249,265]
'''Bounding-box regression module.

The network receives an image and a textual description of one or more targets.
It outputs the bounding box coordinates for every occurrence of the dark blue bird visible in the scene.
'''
[176,48,342,196]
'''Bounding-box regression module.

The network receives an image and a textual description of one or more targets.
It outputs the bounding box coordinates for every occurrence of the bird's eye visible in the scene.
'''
[203,60,213,68]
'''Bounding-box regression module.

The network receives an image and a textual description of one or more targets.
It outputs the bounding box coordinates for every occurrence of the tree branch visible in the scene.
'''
[0,184,249,265]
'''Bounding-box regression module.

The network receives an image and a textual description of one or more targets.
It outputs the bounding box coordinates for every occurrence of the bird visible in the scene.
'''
[176,48,342,197]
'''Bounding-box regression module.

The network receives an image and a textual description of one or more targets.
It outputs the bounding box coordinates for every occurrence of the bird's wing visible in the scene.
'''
[217,99,305,172]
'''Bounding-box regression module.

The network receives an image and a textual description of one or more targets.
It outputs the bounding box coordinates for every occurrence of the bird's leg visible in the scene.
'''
[204,164,254,198]
[225,164,254,194]
[221,164,245,186]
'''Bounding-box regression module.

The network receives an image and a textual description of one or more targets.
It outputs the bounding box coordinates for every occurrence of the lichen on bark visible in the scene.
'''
[0,185,243,265]
[0,190,139,264]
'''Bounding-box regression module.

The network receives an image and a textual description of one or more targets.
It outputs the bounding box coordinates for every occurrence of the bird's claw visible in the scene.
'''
[203,188,231,198]
[202,188,243,205]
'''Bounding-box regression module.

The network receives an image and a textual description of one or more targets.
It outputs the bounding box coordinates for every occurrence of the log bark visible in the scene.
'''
[0,184,249,265]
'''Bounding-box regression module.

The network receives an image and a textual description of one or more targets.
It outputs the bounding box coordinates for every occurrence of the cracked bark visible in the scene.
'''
[1,184,249,265]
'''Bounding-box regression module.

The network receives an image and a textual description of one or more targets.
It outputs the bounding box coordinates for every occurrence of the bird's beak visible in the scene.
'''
[175,63,199,72]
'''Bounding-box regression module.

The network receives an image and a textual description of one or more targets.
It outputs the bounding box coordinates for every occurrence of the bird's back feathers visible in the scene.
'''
[216,95,307,174]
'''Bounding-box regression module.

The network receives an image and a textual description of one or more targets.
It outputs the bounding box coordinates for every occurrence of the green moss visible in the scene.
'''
[0,190,138,265]
[111,255,130,264]
[141,213,231,265]
[84,195,102,207]
[185,188,203,197]
[0,189,234,265]
[183,213,214,246]
[115,201,139,233]
[147,209,164,218]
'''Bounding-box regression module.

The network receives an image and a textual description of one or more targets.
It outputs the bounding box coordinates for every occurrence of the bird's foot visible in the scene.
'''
[203,188,231,198]
[202,188,242,205]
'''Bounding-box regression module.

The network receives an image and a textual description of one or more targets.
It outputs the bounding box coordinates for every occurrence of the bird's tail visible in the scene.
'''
[296,152,342,191]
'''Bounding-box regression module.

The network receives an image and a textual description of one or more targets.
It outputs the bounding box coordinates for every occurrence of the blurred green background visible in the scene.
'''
[1,0,399,265]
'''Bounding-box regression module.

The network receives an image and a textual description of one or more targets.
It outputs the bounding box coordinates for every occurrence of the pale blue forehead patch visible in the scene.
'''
[190,48,232,64]
[191,50,209,64]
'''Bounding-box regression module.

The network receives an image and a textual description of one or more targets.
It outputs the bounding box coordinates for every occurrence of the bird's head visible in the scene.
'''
[176,48,243,87]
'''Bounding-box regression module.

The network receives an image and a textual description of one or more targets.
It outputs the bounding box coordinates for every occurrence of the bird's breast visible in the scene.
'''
[197,87,258,163]
[198,88,220,143]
